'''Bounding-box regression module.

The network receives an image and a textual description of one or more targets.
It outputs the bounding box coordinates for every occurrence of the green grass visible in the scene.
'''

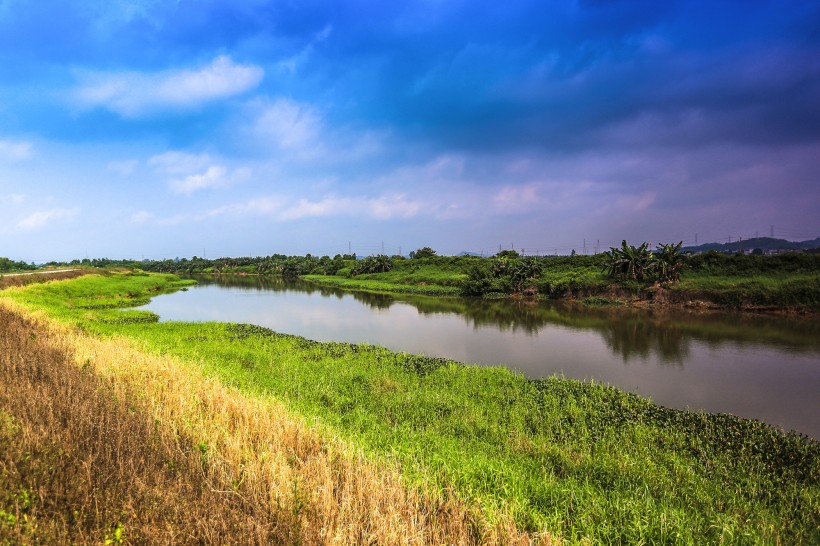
[308,255,820,309]
[3,272,819,544]
[305,257,470,295]
[302,274,461,296]
[673,273,820,308]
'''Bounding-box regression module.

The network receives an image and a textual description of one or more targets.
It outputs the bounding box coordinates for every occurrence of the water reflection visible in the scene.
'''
[184,275,820,363]
[142,275,820,437]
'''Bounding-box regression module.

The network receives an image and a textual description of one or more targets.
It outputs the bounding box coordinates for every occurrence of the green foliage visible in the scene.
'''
[4,273,820,544]
[110,317,820,543]
[579,296,623,306]
[687,251,820,276]
[351,255,394,276]
[601,240,652,282]
[496,249,520,259]
[302,275,459,296]
[0,257,35,272]
[104,523,125,545]
[652,241,686,283]
[601,241,688,284]
[674,274,820,308]
[409,247,437,259]
[460,265,494,297]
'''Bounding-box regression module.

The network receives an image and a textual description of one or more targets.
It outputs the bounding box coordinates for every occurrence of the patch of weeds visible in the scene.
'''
[580,296,623,306]
[98,311,160,325]
[0,510,16,528]
[104,522,126,545]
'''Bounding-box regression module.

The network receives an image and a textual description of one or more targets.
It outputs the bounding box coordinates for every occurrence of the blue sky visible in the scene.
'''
[1,0,819,261]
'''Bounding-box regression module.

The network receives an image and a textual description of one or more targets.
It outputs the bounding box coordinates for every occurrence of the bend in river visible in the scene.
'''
[138,275,820,438]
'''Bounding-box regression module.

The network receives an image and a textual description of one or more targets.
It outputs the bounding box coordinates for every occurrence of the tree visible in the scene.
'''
[410,247,437,259]
[496,249,519,259]
[351,255,394,275]
[651,242,686,283]
[508,257,543,292]
[602,240,652,281]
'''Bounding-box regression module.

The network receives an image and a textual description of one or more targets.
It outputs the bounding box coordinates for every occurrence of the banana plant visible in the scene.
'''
[602,240,652,281]
[652,242,686,282]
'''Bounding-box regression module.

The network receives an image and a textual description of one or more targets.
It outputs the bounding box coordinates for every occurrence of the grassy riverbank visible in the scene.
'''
[304,253,820,312]
[40,250,820,311]
[1,271,818,544]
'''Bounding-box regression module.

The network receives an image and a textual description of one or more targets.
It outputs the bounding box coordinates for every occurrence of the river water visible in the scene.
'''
[138,275,820,438]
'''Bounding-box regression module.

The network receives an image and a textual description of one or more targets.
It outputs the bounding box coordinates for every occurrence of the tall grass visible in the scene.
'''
[0,268,90,289]
[0,290,538,544]
[3,272,819,544]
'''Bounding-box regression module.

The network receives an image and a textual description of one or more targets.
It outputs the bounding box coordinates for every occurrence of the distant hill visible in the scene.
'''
[683,237,820,254]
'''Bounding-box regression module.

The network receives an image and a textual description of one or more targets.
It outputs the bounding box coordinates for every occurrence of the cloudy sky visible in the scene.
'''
[1,0,819,261]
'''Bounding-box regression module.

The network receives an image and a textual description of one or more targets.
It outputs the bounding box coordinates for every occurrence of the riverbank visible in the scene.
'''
[303,266,820,315]
[1,271,817,544]
[1,272,521,544]
[38,251,820,313]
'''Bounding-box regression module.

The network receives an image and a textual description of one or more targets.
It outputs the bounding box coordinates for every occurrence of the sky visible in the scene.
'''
[1,0,819,262]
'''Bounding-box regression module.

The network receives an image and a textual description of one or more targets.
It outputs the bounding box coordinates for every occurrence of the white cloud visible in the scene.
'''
[206,196,285,218]
[148,150,248,194]
[367,195,425,219]
[279,197,352,220]
[151,196,286,226]
[171,165,229,195]
[493,184,541,213]
[130,210,155,223]
[107,159,139,176]
[17,207,79,230]
[169,165,250,195]
[143,192,424,226]
[1,193,25,204]
[149,151,212,175]
[279,194,426,221]
[254,98,322,153]
[74,56,264,116]
[276,24,333,74]
[0,139,33,161]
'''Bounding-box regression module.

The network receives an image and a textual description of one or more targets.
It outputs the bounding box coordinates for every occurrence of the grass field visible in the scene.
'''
[1,272,818,544]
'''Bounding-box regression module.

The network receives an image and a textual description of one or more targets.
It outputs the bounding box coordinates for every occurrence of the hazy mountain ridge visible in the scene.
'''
[683,237,820,254]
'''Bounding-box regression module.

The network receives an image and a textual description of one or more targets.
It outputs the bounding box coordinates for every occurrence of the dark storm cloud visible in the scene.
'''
[286,0,820,153]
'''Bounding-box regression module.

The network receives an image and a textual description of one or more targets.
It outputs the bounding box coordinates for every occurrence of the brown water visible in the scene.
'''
[139,275,820,438]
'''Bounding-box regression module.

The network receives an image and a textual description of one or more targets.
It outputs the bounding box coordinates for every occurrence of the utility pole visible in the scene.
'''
[770,225,774,237]
[583,239,586,255]
[695,233,698,245]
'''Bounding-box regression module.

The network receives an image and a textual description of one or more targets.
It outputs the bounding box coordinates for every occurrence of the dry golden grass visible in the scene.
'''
[0,299,552,545]
[0,269,91,289]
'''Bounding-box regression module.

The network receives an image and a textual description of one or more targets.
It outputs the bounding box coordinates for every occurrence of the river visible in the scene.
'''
[138,275,820,438]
